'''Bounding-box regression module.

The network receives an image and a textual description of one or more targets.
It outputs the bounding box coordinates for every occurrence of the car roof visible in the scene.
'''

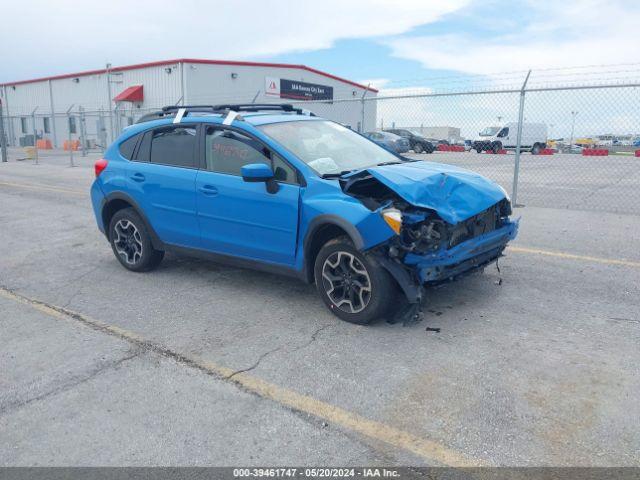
[120,112,323,138]
[242,112,322,126]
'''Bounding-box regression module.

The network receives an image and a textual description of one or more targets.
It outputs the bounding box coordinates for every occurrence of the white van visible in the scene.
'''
[472,123,547,154]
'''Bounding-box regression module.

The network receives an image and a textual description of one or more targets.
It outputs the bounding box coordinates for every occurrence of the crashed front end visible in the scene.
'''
[340,165,519,305]
[381,199,518,285]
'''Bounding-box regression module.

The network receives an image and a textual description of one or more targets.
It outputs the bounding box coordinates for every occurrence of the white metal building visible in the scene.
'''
[0,58,378,149]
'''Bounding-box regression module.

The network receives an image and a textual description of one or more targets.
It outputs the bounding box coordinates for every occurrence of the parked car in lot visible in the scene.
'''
[91,104,517,324]
[473,123,547,154]
[383,129,435,154]
[363,131,410,153]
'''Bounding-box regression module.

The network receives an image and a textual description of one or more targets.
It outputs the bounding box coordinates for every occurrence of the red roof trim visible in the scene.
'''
[113,85,144,102]
[0,58,378,93]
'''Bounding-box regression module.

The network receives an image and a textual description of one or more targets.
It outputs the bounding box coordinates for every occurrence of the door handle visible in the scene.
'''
[131,172,145,182]
[199,184,218,196]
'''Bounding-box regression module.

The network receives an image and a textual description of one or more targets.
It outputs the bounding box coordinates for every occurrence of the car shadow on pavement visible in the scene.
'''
[158,253,506,330]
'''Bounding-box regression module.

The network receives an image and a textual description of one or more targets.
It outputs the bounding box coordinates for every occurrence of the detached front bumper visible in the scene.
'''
[403,220,519,284]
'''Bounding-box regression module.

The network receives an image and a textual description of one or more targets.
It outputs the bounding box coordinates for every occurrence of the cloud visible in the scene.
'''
[385,0,640,79]
[358,79,391,90]
[0,0,469,82]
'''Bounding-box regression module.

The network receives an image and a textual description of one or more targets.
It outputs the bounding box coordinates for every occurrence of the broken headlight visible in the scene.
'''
[381,208,402,235]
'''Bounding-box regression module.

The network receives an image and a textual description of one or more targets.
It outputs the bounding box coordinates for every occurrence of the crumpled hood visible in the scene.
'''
[347,161,508,224]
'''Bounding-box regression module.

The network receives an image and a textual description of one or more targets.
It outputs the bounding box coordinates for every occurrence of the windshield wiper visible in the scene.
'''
[376,161,404,166]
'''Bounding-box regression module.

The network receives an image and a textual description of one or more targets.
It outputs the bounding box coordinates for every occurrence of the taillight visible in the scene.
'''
[94,159,108,177]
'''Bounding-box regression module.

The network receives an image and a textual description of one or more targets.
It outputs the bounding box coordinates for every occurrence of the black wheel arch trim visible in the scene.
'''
[101,192,165,250]
[301,214,365,283]
[304,214,365,251]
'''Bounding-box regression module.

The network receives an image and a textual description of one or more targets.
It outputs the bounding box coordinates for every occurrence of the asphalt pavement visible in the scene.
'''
[1,149,638,466]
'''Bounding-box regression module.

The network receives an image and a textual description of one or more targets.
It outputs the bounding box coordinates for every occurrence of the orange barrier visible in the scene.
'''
[484,149,507,154]
[63,140,80,151]
[582,148,608,156]
[36,139,53,149]
[538,148,554,155]
[437,144,465,152]
[635,150,640,157]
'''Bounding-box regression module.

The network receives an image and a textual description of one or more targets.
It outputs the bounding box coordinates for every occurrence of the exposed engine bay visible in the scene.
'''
[340,172,513,260]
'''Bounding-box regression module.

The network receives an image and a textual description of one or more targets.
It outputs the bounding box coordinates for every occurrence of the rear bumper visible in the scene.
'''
[403,220,519,284]
[90,181,106,233]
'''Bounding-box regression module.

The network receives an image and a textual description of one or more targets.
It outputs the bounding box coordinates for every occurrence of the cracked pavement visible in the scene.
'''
[1,151,639,466]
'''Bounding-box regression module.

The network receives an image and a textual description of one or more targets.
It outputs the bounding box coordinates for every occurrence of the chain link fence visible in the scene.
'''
[288,81,640,215]
[1,77,639,214]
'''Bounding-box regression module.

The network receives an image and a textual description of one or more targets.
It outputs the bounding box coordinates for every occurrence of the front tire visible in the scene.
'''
[491,141,502,154]
[531,143,542,155]
[109,208,164,272]
[314,237,396,325]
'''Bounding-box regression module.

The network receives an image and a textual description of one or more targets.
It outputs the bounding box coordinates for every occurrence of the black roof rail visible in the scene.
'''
[135,103,315,124]
[161,105,218,113]
[135,106,220,124]
[212,103,314,115]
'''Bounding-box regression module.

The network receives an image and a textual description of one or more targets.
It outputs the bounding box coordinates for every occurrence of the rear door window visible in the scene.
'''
[148,126,197,168]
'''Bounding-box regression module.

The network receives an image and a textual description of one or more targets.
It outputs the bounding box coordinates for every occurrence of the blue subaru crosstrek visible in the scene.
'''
[91,104,518,325]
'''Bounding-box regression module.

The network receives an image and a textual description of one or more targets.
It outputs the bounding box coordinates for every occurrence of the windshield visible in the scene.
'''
[258,120,401,176]
[479,126,501,137]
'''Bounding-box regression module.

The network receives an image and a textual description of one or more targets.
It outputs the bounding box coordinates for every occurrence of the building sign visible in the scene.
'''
[265,76,333,101]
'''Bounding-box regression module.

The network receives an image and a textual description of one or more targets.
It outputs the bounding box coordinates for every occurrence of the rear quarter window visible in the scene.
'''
[118,134,140,159]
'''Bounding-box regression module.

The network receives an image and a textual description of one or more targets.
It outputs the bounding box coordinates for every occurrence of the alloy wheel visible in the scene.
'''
[321,251,372,314]
[113,219,143,265]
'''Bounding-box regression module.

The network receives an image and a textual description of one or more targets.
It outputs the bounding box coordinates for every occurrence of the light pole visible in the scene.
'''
[569,111,578,153]
[0,99,7,162]
[105,63,123,143]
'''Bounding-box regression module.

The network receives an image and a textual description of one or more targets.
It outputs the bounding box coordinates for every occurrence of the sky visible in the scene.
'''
[1,0,639,89]
[1,0,639,137]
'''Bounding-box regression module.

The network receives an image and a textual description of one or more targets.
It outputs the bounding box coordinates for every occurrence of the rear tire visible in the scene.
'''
[531,143,542,155]
[109,208,164,272]
[314,237,396,325]
[491,141,502,154]
[413,143,424,154]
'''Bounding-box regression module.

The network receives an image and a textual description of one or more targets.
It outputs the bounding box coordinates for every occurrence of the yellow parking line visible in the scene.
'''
[508,246,640,268]
[0,181,85,196]
[0,287,485,467]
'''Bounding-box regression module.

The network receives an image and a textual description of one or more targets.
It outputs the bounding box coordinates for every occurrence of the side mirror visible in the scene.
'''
[241,163,278,194]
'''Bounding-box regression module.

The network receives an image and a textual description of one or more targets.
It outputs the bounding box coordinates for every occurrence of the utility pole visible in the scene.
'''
[106,63,123,143]
[79,106,87,157]
[31,107,39,165]
[66,104,75,167]
[106,63,114,144]
[0,99,7,162]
